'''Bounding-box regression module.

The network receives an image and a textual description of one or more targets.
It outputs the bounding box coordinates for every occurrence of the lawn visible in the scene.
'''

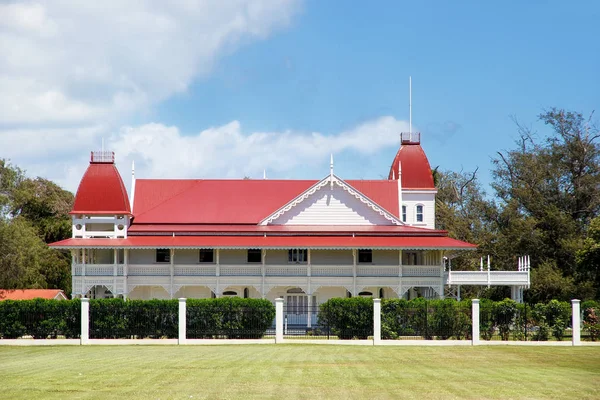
[0,345,598,399]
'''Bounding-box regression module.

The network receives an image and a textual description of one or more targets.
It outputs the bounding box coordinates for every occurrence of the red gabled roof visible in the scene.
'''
[132,179,399,224]
[71,157,131,215]
[50,235,477,250]
[128,224,445,235]
[0,289,67,300]
[388,143,435,189]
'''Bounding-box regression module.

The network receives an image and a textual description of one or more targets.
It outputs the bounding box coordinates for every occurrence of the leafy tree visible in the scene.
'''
[577,216,600,298]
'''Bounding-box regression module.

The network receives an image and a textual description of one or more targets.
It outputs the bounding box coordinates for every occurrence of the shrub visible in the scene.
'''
[187,297,275,339]
[583,306,600,341]
[318,297,373,339]
[0,299,80,339]
[493,299,518,341]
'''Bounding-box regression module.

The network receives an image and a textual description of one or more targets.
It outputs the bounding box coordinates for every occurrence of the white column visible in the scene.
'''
[178,298,187,345]
[275,298,284,344]
[81,298,90,345]
[170,249,175,299]
[81,248,86,295]
[124,249,129,299]
[472,299,480,346]
[572,299,581,346]
[215,249,220,298]
[352,249,357,296]
[261,249,266,298]
[307,294,312,328]
[373,298,381,345]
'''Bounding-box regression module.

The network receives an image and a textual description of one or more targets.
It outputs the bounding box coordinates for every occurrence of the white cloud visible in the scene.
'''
[110,116,408,181]
[0,0,301,125]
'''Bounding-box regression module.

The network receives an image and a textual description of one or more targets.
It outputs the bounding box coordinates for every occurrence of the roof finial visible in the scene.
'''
[263,169,266,180]
[131,160,135,177]
[330,153,334,189]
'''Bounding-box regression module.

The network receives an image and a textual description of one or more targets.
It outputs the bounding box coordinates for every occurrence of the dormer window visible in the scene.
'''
[416,205,423,223]
[402,205,407,222]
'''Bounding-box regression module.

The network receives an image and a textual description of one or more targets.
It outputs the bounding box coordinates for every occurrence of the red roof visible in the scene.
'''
[0,289,67,300]
[128,224,446,235]
[71,161,131,215]
[50,235,476,250]
[132,179,399,224]
[388,143,435,189]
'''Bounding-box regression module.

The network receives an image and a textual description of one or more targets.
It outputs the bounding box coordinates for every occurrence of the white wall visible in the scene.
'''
[401,191,435,229]
[271,184,394,225]
[129,249,156,264]
[174,249,200,264]
[128,286,170,299]
[265,250,288,265]
[372,250,398,265]
[219,249,248,265]
[175,286,213,299]
[311,250,353,265]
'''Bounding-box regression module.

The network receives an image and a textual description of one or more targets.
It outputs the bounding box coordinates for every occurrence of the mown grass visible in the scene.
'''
[0,345,598,399]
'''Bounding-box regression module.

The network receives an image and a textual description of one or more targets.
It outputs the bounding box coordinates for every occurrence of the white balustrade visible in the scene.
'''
[77,264,122,276]
[311,265,353,277]
[220,265,262,276]
[174,265,217,276]
[357,265,399,277]
[265,265,308,276]
[447,271,529,285]
[402,266,441,277]
[128,265,171,276]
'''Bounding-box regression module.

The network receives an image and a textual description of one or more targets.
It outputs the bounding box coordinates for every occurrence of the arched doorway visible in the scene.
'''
[285,288,317,328]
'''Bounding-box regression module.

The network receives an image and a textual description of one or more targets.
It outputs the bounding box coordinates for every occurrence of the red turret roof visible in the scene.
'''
[388,142,435,189]
[71,152,131,215]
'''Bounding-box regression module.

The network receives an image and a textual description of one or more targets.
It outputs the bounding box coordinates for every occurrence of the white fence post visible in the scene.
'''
[472,299,480,346]
[178,298,187,345]
[275,298,284,344]
[81,298,89,345]
[373,298,381,345]
[572,299,581,346]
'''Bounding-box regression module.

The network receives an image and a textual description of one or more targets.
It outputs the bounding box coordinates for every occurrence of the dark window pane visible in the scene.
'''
[358,249,372,263]
[247,249,262,263]
[156,249,170,263]
[199,249,214,263]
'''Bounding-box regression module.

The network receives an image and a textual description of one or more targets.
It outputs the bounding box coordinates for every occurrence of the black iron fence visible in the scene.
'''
[381,299,472,340]
[479,299,572,341]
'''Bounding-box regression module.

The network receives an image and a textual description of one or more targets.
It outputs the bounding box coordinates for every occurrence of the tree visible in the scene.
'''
[491,109,600,288]
[577,216,600,298]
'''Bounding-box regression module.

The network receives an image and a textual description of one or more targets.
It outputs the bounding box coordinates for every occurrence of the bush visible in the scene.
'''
[0,299,80,339]
[187,297,275,339]
[583,304,600,341]
[318,297,373,339]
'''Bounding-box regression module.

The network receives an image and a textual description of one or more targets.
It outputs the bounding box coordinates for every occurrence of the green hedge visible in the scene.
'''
[0,299,80,339]
[582,300,600,341]
[187,298,275,339]
[89,299,178,339]
[318,297,373,339]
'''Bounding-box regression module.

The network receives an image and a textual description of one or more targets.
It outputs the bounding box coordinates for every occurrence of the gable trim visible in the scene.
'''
[259,174,403,226]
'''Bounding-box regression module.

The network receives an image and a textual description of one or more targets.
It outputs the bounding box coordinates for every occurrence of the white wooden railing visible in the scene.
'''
[446,271,529,286]
[357,265,399,277]
[311,265,353,277]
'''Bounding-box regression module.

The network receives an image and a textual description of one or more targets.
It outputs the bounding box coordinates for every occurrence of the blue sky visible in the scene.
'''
[155,1,600,188]
[1,1,598,192]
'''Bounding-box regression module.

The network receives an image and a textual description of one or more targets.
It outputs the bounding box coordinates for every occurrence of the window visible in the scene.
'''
[403,251,418,265]
[358,249,372,263]
[247,249,262,263]
[402,205,407,222]
[222,291,237,297]
[288,249,308,263]
[156,249,170,263]
[379,288,385,299]
[244,288,249,298]
[199,249,214,263]
[358,291,373,297]
[416,205,424,222]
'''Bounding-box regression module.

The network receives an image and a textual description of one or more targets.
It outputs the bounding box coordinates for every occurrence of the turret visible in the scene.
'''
[71,151,131,238]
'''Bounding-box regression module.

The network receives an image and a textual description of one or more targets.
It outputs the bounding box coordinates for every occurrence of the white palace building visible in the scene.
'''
[50,132,530,309]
